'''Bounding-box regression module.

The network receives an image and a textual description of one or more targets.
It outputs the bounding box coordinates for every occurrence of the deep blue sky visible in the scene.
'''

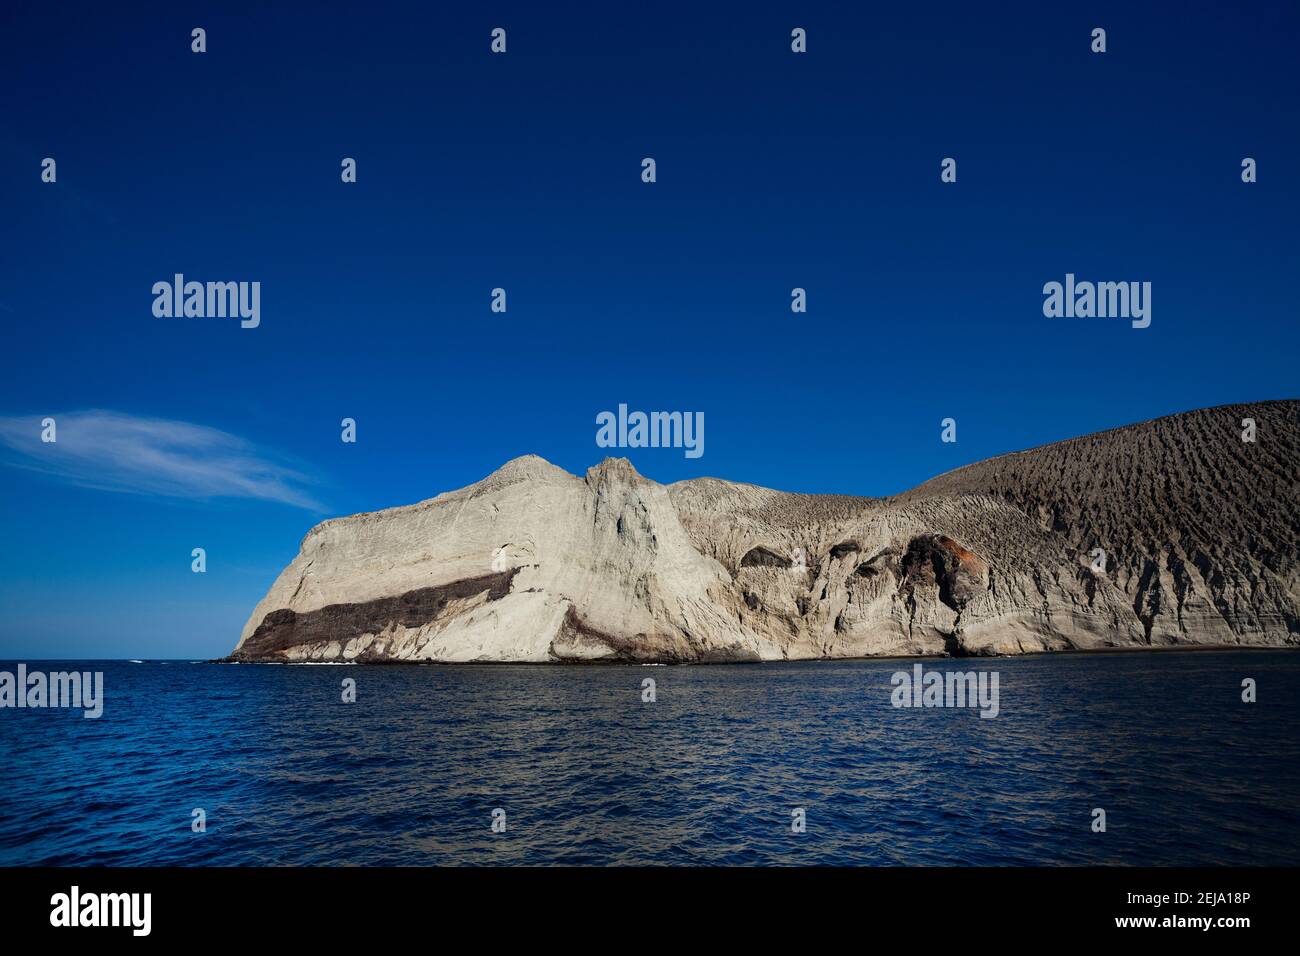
[1,2,1296,658]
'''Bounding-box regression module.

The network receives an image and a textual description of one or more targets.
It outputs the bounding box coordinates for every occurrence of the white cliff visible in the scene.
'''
[231,401,1300,662]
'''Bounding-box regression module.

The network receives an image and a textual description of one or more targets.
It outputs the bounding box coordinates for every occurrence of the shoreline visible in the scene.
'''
[7,644,1296,667]
[206,641,1300,667]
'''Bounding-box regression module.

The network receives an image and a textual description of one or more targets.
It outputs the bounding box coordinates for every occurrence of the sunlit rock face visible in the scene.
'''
[230,401,1300,663]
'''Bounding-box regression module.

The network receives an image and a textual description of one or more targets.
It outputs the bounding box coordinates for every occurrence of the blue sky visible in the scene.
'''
[1,2,1296,658]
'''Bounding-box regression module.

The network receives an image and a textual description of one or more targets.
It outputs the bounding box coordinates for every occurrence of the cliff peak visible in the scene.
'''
[585,456,645,484]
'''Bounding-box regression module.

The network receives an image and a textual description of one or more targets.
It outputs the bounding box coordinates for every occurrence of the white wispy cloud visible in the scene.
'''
[0,410,326,511]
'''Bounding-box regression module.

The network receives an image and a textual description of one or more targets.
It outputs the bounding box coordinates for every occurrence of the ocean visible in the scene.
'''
[1,650,1297,865]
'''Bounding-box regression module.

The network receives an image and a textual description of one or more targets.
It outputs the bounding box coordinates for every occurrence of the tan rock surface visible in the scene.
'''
[231,401,1299,662]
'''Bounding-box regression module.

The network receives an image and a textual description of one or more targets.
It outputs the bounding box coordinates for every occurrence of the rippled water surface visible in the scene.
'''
[2,651,1298,865]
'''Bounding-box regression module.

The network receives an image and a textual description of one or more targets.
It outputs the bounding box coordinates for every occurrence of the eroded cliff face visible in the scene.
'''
[230,400,1300,662]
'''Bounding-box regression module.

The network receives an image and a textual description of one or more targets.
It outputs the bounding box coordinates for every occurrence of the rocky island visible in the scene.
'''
[229,401,1299,663]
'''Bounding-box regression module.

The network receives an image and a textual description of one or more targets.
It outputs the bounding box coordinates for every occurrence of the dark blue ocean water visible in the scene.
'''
[1,651,1297,866]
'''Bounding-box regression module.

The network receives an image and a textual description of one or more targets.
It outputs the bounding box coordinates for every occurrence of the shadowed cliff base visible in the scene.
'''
[230,400,1300,663]
[230,570,518,662]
